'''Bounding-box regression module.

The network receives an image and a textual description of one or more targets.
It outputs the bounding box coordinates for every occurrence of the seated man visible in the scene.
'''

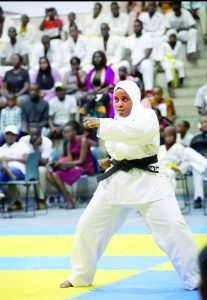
[48,82,78,139]
[0,125,29,211]
[19,125,52,209]
[194,83,207,115]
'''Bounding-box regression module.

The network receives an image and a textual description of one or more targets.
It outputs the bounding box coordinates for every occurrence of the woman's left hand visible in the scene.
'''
[83,117,100,129]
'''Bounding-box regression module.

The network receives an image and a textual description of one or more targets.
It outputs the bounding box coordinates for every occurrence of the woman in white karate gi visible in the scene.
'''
[60,80,200,290]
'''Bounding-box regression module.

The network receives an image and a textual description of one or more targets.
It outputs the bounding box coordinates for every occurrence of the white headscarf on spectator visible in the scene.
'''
[114,80,142,120]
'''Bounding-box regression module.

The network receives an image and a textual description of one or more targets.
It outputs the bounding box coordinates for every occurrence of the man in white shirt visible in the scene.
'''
[19,125,52,209]
[94,23,129,76]
[138,2,166,62]
[17,15,36,47]
[84,3,104,38]
[48,82,78,139]
[62,24,93,73]
[0,124,29,211]
[0,7,15,50]
[104,1,129,36]
[0,27,29,67]
[176,120,193,147]
[30,35,62,72]
[125,19,154,95]
[165,2,198,63]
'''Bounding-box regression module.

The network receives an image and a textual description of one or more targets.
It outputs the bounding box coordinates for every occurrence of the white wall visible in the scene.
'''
[0,2,94,17]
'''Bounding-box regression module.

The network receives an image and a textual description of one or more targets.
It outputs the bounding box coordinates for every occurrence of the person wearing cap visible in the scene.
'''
[48,82,78,139]
[0,124,29,211]
[60,80,200,291]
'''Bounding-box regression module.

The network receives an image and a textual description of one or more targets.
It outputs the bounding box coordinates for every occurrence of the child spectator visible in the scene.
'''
[39,7,63,40]
[0,94,22,145]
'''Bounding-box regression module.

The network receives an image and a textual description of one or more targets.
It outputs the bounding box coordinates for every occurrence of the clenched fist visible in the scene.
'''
[83,117,100,129]
[98,158,112,170]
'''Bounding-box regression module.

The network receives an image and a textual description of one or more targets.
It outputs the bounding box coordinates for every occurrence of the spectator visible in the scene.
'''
[198,245,207,300]
[165,2,198,63]
[150,86,176,123]
[128,1,147,36]
[125,19,154,96]
[190,114,207,208]
[158,125,189,189]
[138,1,166,62]
[81,50,115,118]
[31,35,62,71]
[2,54,30,105]
[0,125,29,211]
[0,27,29,66]
[160,29,185,97]
[153,107,173,144]
[48,82,78,139]
[63,12,82,40]
[158,1,173,15]
[17,15,36,46]
[104,1,129,36]
[30,56,61,102]
[194,84,207,115]
[47,122,94,209]
[114,65,136,85]
[21,84,49,134]
[63,24,93,72]
[63,56,87,100]
[182,2,207,44]
[39,7,63,40]
[95,23,129,76]
[84,3,104,38]
[0,94,22,145]
[19,125,52,210]
[176,120,193,147]
[0,6,15,49]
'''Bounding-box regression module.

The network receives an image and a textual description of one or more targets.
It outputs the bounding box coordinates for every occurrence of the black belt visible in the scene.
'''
[97,155,159,182]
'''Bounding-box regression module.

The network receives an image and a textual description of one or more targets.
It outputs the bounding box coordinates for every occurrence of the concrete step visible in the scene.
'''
[184,77,207,87]
[174,87,199,98]
[185,58,207,69]
[186,67,207,77]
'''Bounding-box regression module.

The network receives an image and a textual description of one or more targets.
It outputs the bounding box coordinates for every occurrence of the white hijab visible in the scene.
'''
[114,80,141,120]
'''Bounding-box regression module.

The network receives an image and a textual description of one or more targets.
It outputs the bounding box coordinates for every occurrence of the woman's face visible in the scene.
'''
[63,126,76,140]
[93,52,103,67]
[114,88,133,118]
[39,58,48,71]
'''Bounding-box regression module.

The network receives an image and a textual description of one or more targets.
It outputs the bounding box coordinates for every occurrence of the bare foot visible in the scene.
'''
[60,280,73,288]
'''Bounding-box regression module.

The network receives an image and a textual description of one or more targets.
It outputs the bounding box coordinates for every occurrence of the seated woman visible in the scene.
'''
[1,54,30,106]
[30,56,61,101]
[80,50,115,119]
[46,122,94,209]
[63,56,87,101]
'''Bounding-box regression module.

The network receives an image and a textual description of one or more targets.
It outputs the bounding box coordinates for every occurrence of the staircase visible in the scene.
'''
[155,22,207,134]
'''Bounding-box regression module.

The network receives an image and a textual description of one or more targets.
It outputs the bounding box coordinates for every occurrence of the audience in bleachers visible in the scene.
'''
[0,2,205,211]
[30,56,61,102]
[48,82,78,139]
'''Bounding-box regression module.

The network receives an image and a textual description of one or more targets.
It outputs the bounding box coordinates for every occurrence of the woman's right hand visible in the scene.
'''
[98,158,112,170]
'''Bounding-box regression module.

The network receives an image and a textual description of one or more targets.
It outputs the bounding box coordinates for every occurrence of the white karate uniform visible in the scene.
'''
[68,80,200,290]
[165,9,197,54]
[104,12,130,36]
[160,40,185,83]
[194,84,207,113]
[138,11,166,61]
[125,34,153,91]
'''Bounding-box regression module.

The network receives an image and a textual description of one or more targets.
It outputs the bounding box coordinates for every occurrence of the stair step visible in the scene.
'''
[185,58,207,69]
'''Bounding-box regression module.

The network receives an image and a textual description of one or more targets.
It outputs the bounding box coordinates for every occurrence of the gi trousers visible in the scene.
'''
[68,193,200,290]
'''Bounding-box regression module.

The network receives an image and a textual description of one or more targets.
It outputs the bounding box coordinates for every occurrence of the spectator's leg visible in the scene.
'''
[138,59,153,92]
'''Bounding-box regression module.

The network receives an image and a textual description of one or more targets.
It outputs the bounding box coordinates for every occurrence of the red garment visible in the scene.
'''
[43,19,63,29]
